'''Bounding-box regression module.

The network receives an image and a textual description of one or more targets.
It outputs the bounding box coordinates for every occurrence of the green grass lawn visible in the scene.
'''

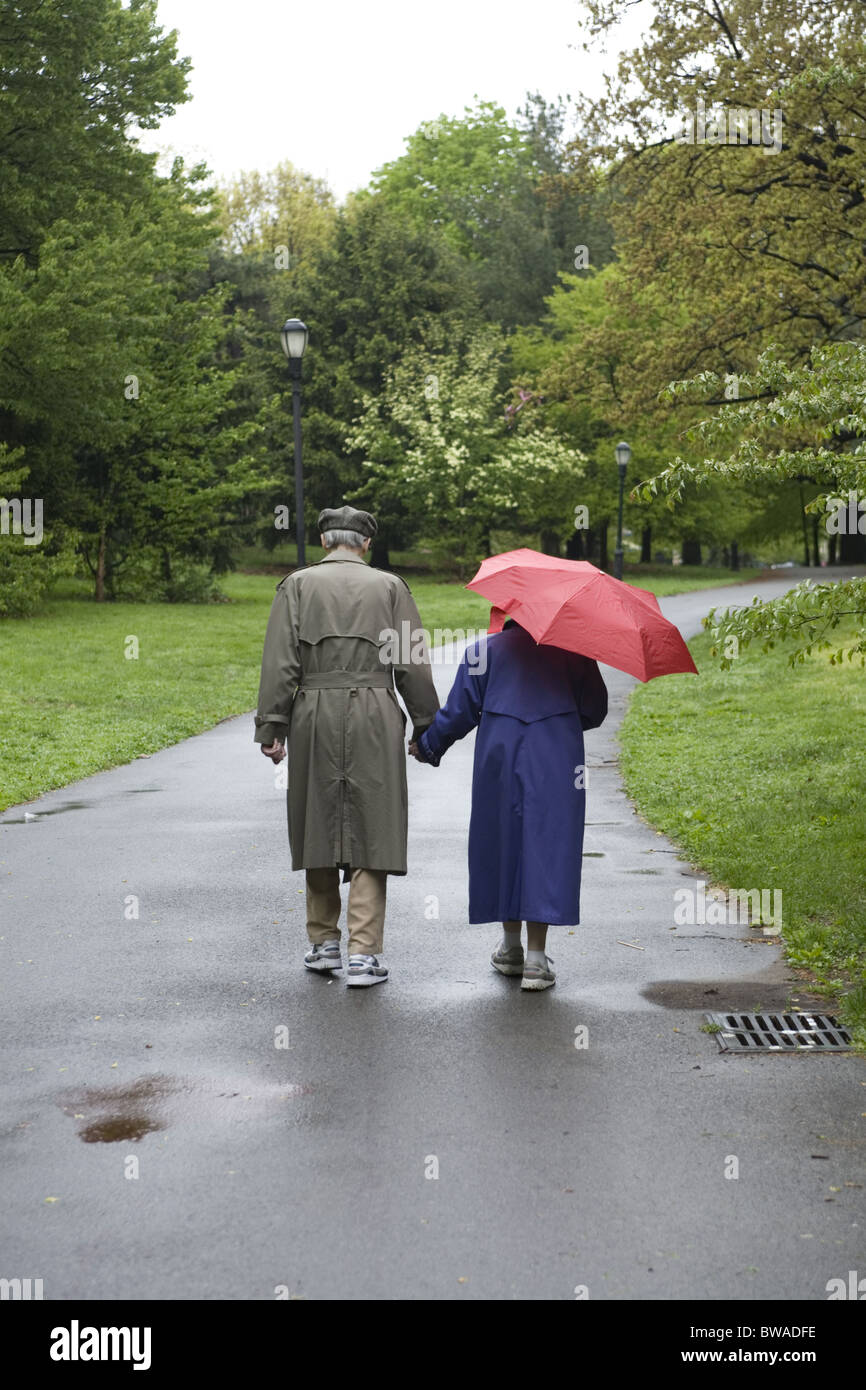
[619,624,866,1044]
[621,563,760,595]
[0,560,757,814]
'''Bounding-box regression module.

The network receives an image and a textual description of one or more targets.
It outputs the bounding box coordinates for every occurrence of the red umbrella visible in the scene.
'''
[466,548,698,682]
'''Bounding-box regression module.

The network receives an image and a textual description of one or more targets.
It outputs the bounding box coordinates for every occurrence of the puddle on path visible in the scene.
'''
[58,1073,313,1143]
[641,979,826,1012]
[80,1112,164,1144]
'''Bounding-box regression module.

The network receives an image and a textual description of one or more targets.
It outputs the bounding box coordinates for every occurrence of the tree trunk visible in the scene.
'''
[729,540,739,571]
[828,532,838,565]
[811,516,820,568]
[95,528,106,603]
[599,519,609,572]
[799,483,811,565]
[681,538,702,566]
[839,532,866,563]
[640,525,652,563]
[566,531,584,560]
[539,528,560,557]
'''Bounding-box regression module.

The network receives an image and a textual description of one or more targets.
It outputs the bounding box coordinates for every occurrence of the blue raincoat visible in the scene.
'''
[417,621,608,925]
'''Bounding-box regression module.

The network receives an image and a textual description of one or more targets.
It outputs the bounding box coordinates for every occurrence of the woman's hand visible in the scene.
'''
[408,740,425,762]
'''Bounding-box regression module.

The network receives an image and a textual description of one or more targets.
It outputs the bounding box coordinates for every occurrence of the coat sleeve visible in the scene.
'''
[416,642,489,767]
[391,580,440,741]
[254,580,301,745]
[571,655,608,731]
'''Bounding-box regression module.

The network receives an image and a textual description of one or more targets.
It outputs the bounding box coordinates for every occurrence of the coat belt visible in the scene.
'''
[298,670,394,690]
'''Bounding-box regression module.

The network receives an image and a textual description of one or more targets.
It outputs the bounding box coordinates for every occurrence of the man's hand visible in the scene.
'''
[408,740,425,763]
[261,741,286,764]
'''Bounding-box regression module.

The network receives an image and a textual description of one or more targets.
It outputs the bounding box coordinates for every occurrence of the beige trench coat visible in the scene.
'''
[254,552,439,873]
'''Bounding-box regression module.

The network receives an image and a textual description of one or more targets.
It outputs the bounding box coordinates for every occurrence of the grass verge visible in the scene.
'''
[619,623,866,1045]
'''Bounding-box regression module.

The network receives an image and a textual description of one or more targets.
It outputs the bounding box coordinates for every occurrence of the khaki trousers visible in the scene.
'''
[305,867,388,956]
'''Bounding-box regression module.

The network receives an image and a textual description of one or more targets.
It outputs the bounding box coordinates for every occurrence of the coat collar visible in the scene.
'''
[318,551,368,565]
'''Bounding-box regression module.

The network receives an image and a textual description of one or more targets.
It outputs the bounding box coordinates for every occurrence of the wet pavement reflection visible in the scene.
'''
[57,1074,314,1143]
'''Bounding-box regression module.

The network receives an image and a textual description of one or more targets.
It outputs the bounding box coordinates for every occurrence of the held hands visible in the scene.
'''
[267,738,420,765]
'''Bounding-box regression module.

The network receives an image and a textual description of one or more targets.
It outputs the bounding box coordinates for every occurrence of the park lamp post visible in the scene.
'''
[614,440,631,580]
[280,317,309,567]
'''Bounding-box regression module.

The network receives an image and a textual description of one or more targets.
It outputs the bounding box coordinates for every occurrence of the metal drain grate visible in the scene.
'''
[704,1011,852,1052]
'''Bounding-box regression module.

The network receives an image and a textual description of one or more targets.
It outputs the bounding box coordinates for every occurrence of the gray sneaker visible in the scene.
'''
[521,955,556,991]
[346,954,389,987]
[304,941,342,972]
[491,943,524,976]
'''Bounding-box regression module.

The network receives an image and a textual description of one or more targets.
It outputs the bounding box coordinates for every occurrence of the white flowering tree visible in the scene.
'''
[345,324,586,568]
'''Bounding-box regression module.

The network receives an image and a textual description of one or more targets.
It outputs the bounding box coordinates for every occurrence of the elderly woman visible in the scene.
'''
[411,619,607,990]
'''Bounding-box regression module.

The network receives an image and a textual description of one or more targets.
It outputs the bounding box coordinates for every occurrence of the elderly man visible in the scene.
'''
[255,505,439,986]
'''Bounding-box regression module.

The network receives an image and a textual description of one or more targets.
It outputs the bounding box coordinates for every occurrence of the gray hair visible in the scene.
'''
[322,529,367,550]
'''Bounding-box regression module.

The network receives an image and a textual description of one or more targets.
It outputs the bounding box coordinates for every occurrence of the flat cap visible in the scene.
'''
[317,505,378,538]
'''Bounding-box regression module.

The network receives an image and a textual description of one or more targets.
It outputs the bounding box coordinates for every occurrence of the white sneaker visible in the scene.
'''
[304,941,342,972]
[491,942,524,976]
[521,955,556,991]
[346,954,389,987]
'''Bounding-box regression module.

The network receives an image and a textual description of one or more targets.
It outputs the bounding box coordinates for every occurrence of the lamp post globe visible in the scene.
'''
[280,318,309,366]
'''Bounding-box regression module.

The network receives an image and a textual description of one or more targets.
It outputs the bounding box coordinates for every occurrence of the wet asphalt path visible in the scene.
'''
[1,570,864,1301]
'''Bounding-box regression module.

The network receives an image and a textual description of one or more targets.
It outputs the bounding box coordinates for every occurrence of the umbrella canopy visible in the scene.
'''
[466,548,698,682]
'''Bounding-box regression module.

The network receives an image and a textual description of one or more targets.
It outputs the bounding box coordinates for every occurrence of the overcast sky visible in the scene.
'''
[140,0,648,200]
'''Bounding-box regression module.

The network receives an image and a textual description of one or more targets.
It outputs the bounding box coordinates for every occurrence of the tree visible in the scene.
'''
[646,341,866,663]
[0,443,74,615]
[268,194,480,562]
[215,161,337,263]
[554,2,866,420]
[0,2,281,601]
[371,98,614,329]
[346,324,587,572]
[507,266,764,566]
[0,173,272,600]
[0,0,189,267]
